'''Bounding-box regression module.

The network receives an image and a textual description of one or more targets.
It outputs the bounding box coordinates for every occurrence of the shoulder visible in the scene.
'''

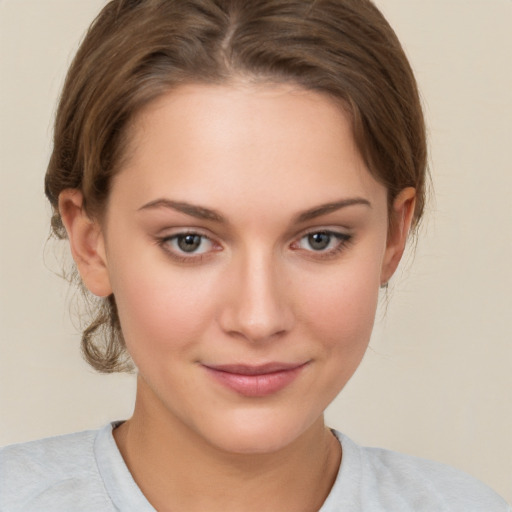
[358,444,508,511]
[326,431,510,512]
[0,427,114,512]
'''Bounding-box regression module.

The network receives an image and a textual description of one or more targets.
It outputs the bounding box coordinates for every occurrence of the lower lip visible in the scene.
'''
[203,364,308,398]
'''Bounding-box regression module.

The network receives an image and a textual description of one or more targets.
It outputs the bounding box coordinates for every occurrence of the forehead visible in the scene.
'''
[112,83,386,218]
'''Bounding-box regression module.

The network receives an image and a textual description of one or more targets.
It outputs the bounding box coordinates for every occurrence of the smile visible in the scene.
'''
[202,362,310,398]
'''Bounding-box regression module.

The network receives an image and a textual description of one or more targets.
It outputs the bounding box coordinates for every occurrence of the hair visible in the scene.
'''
[45,0,428,373]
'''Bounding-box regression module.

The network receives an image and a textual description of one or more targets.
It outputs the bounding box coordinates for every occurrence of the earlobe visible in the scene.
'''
[380,187,416,285]
[58,189,112,297]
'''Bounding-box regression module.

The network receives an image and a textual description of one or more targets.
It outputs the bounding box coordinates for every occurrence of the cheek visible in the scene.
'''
[292,257,382,416]
[298,256,382,355]
[108,251,219,361]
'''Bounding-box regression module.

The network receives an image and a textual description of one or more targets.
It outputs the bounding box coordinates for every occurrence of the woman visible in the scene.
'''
[0,1,509,510]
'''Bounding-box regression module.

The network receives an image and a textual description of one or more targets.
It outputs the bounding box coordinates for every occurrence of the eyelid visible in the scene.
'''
[291,225,352,243]
[154,226,353,263]
[290,228,353,258]
[156,229,222,263]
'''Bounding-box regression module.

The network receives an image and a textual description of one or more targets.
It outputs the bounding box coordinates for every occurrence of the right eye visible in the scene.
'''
[158,232,218,262]
[169,233,212,254]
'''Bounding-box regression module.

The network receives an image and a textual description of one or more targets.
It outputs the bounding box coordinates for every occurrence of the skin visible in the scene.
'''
[60,83,415,512]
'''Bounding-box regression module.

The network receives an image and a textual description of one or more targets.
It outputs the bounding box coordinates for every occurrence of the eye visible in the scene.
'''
[303,232,333,251]
[163,233,214,255]
[294,230,352,254]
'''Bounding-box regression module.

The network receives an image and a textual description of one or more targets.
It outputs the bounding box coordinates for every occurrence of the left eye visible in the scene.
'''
[166,233,213,254]
[296,231,349,252]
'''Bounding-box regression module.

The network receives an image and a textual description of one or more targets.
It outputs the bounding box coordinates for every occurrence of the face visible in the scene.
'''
[69,83,412,454]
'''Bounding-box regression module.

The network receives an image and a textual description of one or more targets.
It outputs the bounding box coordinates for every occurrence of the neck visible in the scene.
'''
[114,377,342,512]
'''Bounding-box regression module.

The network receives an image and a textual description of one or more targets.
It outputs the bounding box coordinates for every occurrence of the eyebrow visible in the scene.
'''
[295,197,371,222]
[138,197,371,223]
[138,199,225,222]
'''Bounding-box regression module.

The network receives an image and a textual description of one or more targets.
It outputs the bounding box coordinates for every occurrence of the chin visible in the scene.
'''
[197,408,323,455]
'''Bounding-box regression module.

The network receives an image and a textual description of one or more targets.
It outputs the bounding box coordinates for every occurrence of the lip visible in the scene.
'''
[202,362,310,397]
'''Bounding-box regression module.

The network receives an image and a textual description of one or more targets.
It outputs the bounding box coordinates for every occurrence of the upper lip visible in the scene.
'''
[203,362,309,375]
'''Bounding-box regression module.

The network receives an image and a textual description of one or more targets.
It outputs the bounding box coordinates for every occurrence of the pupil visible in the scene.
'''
[308,232,330,250]
[178,234,201,252]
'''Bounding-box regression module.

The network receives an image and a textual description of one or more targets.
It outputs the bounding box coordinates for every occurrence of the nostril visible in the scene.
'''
[225,321,289,344]
[218,299,294,343]
[217,255,295,342]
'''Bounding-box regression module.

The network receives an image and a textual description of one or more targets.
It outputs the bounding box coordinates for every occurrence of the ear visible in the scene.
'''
[58,189,112,297]
[380,187,416,285]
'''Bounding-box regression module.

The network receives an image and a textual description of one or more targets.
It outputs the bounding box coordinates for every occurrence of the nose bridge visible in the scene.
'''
[220,244,293,342]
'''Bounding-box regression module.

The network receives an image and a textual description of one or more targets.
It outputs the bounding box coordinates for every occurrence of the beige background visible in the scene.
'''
[1,0,511,502]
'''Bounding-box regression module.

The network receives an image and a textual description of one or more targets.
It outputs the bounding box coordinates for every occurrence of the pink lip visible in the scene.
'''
[202,362,309,397]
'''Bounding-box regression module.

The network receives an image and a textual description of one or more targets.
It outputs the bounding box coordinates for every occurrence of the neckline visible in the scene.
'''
[94,422,156,511]
[94,422,358,512]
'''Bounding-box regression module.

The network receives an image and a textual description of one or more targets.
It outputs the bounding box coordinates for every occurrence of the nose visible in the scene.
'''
[218,250,295,343]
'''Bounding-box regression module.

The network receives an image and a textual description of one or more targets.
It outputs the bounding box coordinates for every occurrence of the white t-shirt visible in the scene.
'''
[0,422,509,511]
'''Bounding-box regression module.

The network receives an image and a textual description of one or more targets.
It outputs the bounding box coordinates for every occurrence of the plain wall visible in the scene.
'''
[1,0,511,502]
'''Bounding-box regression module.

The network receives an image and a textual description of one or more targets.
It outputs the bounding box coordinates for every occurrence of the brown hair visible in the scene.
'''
[45,0,428,373]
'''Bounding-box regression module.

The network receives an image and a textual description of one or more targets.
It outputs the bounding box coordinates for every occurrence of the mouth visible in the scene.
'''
[202,361,310,397]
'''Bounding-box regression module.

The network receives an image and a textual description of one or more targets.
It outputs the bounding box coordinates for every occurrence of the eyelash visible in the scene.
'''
[156,229,353,263]
[157,231,218,264]
[291,230,353,260]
